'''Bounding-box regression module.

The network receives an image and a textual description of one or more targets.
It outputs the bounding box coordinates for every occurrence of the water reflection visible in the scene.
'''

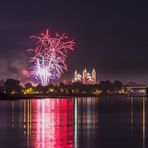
[25,99,74,148]
[0,96,147,148]
[130,97,134,129]
[74,97,99,148]
[142,97,146,148]
[23,100,32,147]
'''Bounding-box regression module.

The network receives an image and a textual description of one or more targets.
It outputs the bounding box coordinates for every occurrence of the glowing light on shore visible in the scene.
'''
[28,30,75,86]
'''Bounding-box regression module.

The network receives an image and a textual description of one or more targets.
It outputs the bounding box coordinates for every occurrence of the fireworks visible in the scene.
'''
[29,30,75,86]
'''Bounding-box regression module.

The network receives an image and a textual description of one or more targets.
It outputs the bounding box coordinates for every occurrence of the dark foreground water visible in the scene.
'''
[0,96,147,148]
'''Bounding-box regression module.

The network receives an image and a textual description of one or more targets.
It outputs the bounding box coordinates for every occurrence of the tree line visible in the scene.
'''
[0,78,125,95]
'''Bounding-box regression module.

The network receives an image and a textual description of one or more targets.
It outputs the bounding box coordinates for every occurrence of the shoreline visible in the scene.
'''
[0,93,142,100]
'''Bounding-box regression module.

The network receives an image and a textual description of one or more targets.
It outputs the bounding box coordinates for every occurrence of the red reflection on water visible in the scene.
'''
[32,98,74,148]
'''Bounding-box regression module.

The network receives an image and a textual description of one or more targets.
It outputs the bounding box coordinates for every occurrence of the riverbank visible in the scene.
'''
[0,93,130,100]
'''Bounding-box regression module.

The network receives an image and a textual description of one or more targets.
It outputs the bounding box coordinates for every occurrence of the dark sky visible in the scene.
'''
[0,0,147,84]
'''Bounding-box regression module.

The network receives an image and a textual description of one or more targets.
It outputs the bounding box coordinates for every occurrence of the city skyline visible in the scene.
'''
[0,0,147,84]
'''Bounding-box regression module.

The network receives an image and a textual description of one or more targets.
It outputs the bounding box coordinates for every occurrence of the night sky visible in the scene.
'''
[0,0,147,84]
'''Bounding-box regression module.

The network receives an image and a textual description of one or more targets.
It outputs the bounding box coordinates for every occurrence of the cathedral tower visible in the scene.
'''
[74,70,78,79]
[82,68,87,84]
[92,68,96,84]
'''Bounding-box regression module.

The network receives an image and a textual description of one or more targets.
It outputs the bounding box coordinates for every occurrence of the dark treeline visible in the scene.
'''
[0,79,126,96]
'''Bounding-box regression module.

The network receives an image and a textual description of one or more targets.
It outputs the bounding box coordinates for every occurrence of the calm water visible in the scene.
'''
[0,96,147,148]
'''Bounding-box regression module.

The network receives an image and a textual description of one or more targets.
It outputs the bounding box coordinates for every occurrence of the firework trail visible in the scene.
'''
[28,30,75,86]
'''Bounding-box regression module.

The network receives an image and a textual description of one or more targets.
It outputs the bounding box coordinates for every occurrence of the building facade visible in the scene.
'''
[72,68,96,84]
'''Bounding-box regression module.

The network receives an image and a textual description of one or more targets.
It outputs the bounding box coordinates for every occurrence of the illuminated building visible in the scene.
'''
[72,68,97,84]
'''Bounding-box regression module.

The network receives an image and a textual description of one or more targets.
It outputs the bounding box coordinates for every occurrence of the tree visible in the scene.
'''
[99,80,112,92]
[4,79,22,94]
[112,81,123,91]
[0,80,4,94]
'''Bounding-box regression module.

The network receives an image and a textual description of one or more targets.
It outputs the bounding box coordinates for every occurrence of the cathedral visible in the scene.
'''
[72,68,96,84]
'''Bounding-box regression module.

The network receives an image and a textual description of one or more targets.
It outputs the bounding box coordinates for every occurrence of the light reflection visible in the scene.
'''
[23,100,32,147]
[130,97,134,129]
[30,98,74,148]
[11,101,14,128]
[75,97,99,147]
[74,98,78,148]
[142,97,146,148]
[130,97,146,148]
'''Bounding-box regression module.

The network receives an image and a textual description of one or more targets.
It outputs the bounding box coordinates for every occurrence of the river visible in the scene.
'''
[0,96,147,148]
